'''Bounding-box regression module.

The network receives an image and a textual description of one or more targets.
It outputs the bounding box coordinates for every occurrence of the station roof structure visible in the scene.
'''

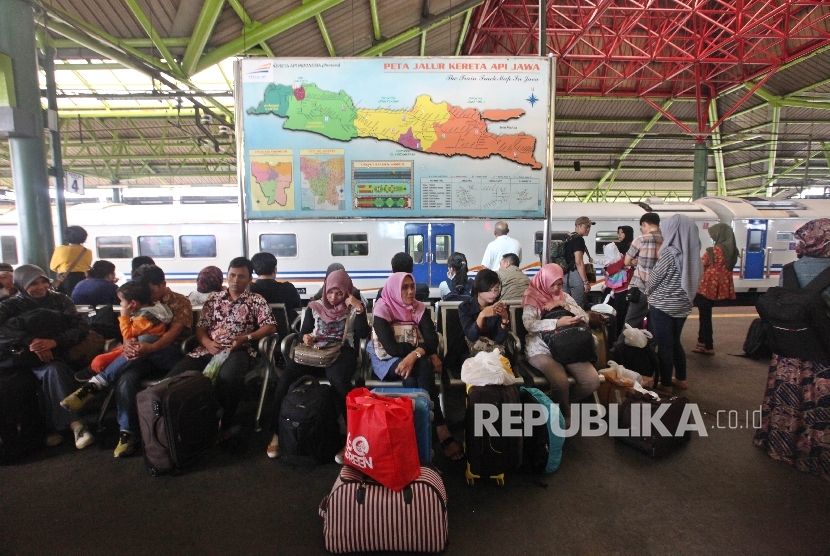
[1,0,829,200]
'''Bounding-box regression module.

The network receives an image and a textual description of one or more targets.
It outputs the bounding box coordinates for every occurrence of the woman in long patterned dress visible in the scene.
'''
[692,223,737,355]
[753,218,830,481]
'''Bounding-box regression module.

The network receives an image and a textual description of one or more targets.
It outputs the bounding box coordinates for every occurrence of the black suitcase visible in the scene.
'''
[137,371,219,476]
[278,375,340,465]
[617,390,691,457]
[465,384,522,485]
[0,371,45,464]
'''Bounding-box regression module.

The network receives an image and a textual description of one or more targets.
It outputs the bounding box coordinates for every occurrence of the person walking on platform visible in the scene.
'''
[50,226,92,297]
[563,216,594,307]
[754,218,830,482]
[623,213,663,331]
[692,223,737,355]
[481,221,522,271]
[645,214,701,394]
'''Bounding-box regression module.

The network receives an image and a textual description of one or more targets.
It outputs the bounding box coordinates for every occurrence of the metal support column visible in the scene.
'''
[692,142,708,200]
[0,0,55,269]
[43,45,67,245]
[111,187,122,203]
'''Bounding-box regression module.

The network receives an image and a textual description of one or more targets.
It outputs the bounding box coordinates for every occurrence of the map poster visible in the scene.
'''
[237,57,552,219]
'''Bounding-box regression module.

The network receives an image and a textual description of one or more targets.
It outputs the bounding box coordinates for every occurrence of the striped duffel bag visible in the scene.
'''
[319,463,448,553]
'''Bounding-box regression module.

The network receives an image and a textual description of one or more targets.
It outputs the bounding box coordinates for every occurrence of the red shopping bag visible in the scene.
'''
[344,388,420,492]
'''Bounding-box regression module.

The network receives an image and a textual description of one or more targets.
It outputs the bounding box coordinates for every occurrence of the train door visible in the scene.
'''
[404,223,454,286]
[743,220,768,279]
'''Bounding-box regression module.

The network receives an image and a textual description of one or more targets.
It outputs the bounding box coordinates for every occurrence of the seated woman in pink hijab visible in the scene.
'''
[368,272,463,460]
[522,264,600,425]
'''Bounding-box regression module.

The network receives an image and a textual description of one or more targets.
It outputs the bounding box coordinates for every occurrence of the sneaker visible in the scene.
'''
[334,448,345,464]
[44,433,64,447]
[74,426,94,450]
[61,384,98,412]
[113,432,138,458]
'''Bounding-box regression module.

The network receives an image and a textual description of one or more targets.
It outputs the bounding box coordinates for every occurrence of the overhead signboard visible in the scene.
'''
[236,57,552,220]
[65,170,84,195]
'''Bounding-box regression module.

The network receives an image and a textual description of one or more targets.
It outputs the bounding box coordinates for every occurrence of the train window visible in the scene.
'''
[595,231,619,255]
[96,236,133,259]
[406,234,425,263]
[259,234,297,258]
[747,230,763,252]
[775,231,794,242]
[138,236,175,258]
[434,235,451,264]
[331,233,368,257]
[180,235,217,258]
[0,236,17,264]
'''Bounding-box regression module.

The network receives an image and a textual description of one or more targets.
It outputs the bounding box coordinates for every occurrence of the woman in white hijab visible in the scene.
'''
[645,214,701,394]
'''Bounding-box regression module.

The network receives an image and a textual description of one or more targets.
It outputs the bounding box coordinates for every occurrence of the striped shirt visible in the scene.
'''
[646,254,692,318]
[628,229,663,291]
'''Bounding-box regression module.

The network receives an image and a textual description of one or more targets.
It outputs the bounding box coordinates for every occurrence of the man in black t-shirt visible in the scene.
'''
[564,216,594,307]
[250,252,302,324]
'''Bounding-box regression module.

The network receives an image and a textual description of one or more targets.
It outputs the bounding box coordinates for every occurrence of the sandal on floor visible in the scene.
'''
[440,436,464,461]
[266,436,279,459]
[691,346,715,355]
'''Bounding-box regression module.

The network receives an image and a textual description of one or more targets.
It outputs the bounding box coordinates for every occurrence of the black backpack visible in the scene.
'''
[756,264,830,364]
[742,318,772,360]
[87,305,122,340]
[278,375,341,465]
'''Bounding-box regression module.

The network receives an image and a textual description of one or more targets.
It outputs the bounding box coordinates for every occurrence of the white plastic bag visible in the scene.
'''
[598,360,643,387]
[622,323,653,348]
[460,348,523,387]
[591,293,617,317]
[203,350,230,386]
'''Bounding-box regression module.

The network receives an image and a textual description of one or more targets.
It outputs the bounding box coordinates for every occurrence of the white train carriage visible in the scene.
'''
[695,197,830,292]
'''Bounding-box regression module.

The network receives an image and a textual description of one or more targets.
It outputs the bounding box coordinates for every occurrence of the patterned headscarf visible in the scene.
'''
[795,218,830,259]
[196,266,224,294]
[308,269,354,323]
[373,272,425,324]
[522,264,564,311]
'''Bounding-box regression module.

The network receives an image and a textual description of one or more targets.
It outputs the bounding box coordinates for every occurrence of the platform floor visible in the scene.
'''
[1,306,829,555]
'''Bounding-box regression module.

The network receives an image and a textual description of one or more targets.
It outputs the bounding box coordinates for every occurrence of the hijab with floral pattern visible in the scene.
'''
[795,218,830,259]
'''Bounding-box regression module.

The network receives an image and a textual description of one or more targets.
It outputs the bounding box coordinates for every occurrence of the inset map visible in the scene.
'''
[250,150,294,211]
[300,149,345,211]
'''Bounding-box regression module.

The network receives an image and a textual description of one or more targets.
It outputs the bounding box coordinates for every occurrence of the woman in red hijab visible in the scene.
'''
[522,264,599,424]
[267,269,369,461]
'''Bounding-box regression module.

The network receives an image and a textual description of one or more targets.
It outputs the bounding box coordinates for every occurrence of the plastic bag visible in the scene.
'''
[461,348,523,386]
[622,323,653,348]
[203,350,230,386]
[591,294,617,317]
[598,360,643,387]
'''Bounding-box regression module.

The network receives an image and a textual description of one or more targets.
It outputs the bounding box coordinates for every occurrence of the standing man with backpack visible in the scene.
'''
[563,216,594,307]
[623,212,663,331]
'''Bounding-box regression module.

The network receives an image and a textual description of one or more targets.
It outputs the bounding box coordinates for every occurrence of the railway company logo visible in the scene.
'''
[245,62,273,82]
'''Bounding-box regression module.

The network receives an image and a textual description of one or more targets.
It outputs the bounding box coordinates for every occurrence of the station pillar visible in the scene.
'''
[0,0,55,270]
[692,142,708,200]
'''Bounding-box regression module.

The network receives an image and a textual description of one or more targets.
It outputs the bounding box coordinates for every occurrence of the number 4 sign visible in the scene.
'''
[65,171,84,195]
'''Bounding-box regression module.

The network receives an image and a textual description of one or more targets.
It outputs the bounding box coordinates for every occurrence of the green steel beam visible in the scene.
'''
[369,0,382,41]
[822,143,830,169]
[181,0,225,77]
[708,101,727,196]
[455,8,473,56]
[315,13,336,57]
[765,105,781,196]
[358,0,484,57]
[53,63,126,70]
[123,0,184,78]
[49,37,191,49]
[226,0,275,57]
[196,0,345,73]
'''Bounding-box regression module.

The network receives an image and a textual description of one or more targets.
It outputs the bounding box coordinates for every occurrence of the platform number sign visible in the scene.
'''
[65,171,84,195]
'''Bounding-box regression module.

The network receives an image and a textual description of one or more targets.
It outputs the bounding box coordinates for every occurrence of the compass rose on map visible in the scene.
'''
[526,92,539,107]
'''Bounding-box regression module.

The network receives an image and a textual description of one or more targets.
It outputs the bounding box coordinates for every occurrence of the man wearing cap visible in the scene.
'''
[564,216,595,307]
[482,221,523,271]
[0,263,17,300]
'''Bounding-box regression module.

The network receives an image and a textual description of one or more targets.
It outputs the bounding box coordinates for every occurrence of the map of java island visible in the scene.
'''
[247,83,542,169]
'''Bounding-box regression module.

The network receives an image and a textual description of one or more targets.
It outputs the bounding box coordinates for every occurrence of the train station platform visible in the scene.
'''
[1,306,828,555]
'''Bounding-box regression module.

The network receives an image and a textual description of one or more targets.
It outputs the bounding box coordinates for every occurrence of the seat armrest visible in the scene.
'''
[257,332,280,361]
[281,333,298,362]
[181,335,199,354]
[291,315,302,334]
